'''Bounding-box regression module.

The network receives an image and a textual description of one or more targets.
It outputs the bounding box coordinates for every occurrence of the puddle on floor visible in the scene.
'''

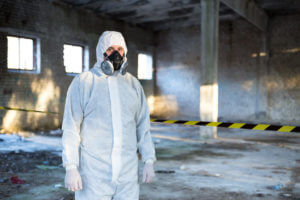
[155,142,244,161]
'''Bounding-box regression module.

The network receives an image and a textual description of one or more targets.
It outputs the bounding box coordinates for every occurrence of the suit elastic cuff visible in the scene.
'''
[145,159,154,164]
[65,164,77,171]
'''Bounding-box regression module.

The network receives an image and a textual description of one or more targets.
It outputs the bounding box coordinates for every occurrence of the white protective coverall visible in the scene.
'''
[61,31,157,200]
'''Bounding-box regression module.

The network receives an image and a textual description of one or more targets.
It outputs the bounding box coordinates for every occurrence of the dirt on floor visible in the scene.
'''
[0,150,74,200]
[0,126,300,200]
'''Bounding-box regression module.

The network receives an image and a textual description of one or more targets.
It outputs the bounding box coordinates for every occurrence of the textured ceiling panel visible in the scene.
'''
[50,0,300,30]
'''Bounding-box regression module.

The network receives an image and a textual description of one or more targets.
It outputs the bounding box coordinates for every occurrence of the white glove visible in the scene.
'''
[64,166,82,191]
[142,159,155,183]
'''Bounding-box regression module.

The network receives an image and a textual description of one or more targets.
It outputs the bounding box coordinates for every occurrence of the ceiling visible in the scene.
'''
[51,0,300,30]
[254,0,300,16]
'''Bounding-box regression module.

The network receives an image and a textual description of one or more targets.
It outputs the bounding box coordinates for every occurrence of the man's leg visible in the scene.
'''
[75,173,115,200]
[112,181,139,200]
[77,149,115,200]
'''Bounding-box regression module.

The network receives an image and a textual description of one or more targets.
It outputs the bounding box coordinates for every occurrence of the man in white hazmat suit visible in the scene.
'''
[61,30,157,200]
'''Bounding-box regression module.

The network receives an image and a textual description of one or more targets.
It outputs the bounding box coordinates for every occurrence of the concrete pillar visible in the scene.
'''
[200,0,219,138]
[255,31,269,121]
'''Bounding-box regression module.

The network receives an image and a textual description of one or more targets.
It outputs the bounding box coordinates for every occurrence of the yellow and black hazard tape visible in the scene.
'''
[0,106,59,115]
[150,118,300,133]
[1,106,299,133]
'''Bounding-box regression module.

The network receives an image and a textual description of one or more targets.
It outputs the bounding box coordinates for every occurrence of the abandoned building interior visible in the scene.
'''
[0,0,299,199]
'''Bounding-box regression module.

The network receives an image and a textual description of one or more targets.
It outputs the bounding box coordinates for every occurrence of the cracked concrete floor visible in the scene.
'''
[0,123,299,200]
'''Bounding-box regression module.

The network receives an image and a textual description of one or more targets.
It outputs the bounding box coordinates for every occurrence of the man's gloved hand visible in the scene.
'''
[142,159,155,183]
[64,166,82,191]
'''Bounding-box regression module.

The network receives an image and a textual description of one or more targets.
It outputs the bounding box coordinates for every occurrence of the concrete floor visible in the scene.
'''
[0,123,299,200]
[140,124,300,200]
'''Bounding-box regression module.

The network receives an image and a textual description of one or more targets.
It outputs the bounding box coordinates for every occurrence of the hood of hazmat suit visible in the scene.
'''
[61,31,157,200]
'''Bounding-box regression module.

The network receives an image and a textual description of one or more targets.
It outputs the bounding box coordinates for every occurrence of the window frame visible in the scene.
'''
[6,34,41,74]
[63,42,89,76]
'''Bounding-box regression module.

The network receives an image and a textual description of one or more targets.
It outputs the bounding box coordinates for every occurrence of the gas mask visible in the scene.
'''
[101,50,128,76]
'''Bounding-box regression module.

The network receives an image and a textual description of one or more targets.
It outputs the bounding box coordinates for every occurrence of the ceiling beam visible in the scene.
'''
[220,0,268,31]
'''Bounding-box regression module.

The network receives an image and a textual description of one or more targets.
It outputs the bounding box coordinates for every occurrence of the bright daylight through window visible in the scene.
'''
[64,44,83,74]
[138,53,153,80]
[7,36,34,70]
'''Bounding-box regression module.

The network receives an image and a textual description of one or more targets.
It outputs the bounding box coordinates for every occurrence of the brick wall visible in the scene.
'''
[0,0,155,132]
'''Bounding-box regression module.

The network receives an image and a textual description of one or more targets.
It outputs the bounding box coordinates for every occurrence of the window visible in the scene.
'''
[64,44,89,75]
[137,53,153,80]
[7,35,40,73]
